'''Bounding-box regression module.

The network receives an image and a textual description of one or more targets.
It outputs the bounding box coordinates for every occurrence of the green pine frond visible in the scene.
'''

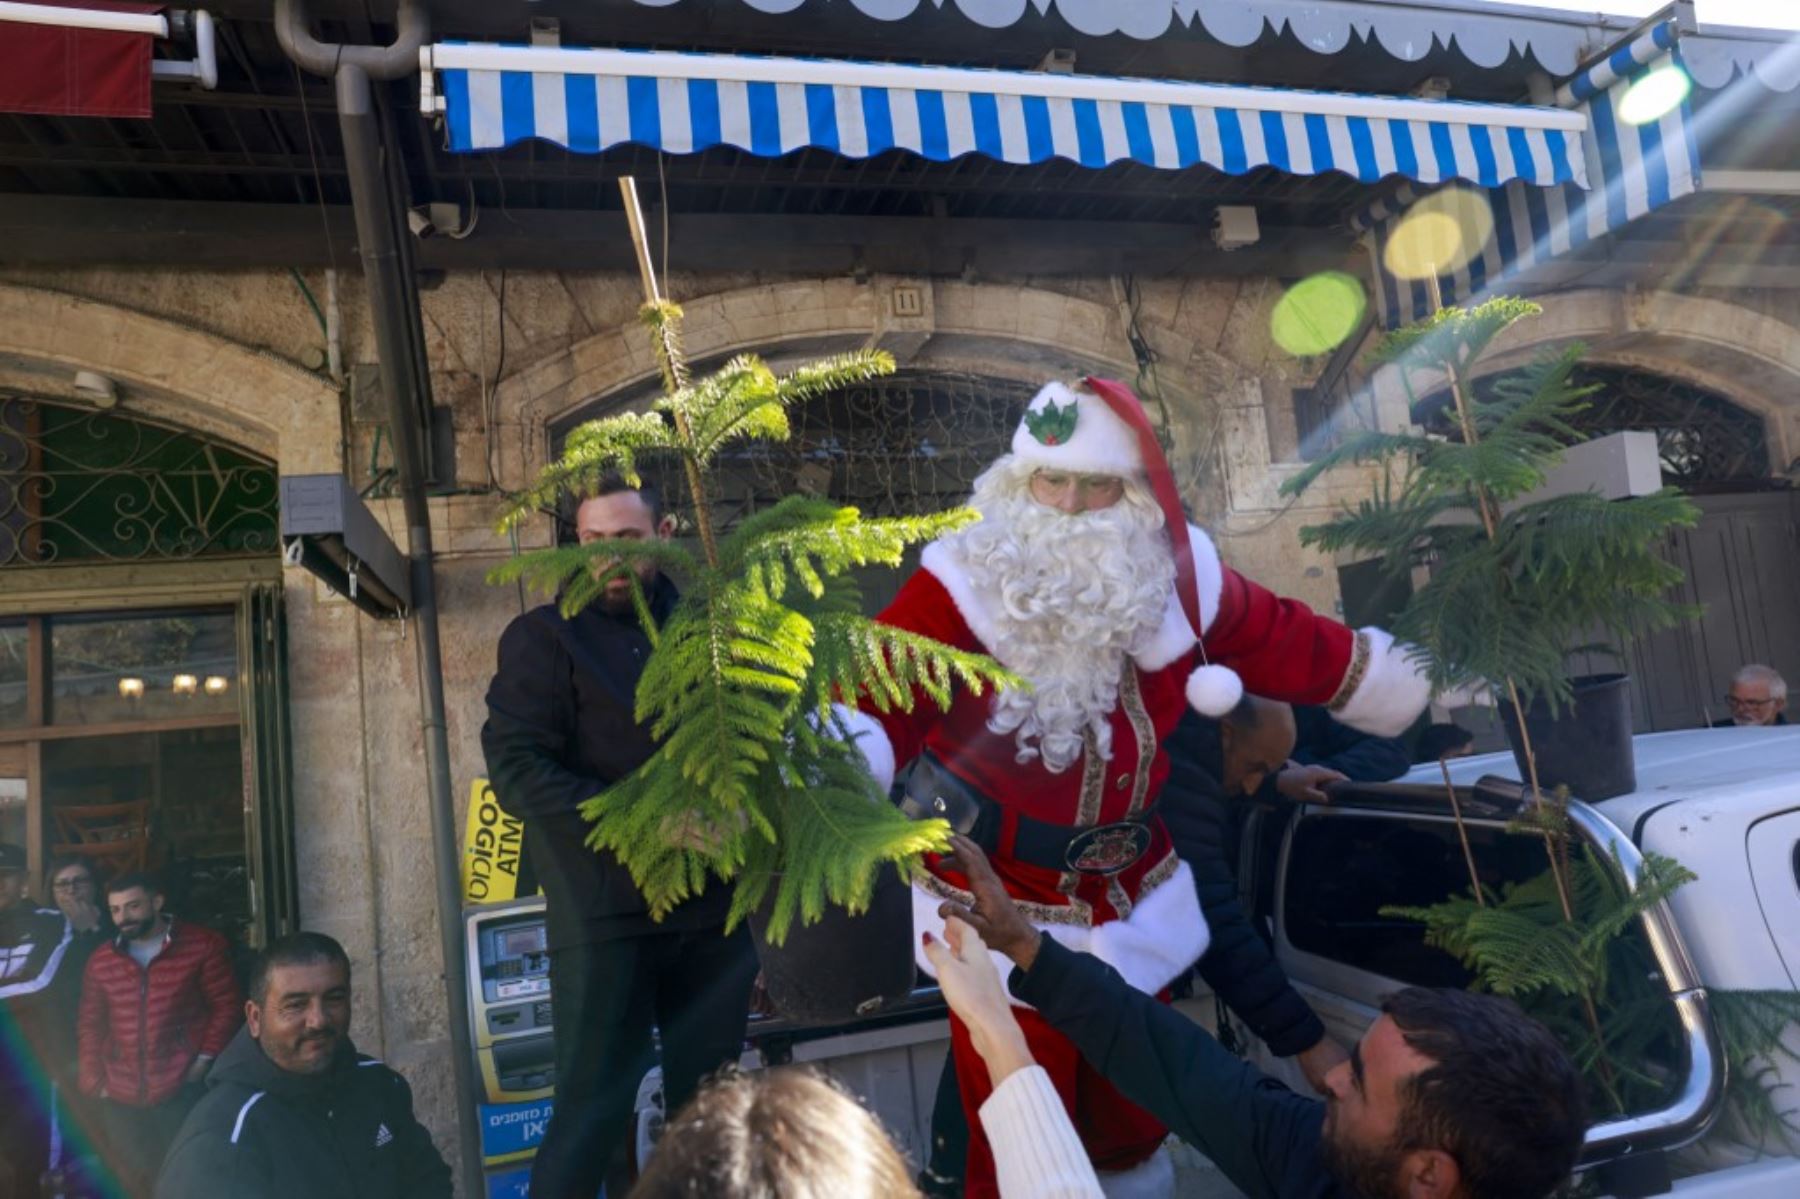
[772,350,898,409]
[486,538,700,613]
[1372,297,1542,374]
[497,411,682,530]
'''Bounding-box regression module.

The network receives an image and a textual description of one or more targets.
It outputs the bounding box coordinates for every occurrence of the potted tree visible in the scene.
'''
[491,274,1015,1023]
[1280,297,1698,801]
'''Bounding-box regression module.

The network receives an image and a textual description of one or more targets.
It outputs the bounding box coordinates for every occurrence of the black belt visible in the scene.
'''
[898,752,1157,877]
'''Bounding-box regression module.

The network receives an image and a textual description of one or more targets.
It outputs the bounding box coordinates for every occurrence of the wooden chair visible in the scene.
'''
[51,799,152,879]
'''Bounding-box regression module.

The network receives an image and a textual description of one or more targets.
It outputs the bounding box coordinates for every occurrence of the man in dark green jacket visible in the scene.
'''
[936,835,1588,1199]
[154,933,451,1199]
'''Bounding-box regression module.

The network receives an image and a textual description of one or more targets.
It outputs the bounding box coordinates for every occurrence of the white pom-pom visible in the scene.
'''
[1186,664,1244,717]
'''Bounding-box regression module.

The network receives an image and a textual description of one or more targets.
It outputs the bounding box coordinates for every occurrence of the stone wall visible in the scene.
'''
[4,263,1796,1171]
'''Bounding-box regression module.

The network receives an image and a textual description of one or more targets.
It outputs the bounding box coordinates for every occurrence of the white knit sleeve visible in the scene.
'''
[978,1065,1104,1199]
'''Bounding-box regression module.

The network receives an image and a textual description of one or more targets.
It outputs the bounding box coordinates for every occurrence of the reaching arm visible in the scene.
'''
[1014,938,1327,1199]
[1161,719,1325,1057]
[1290,706,1411,782]
[481,612,610,820]
[938,834,1330,1199]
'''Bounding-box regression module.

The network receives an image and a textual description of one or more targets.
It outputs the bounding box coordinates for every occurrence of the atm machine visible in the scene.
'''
[464,897,557,1199]
[464,895,951,1197]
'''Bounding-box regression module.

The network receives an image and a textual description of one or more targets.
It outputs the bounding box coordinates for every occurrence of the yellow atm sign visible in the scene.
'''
[462,779,526,905]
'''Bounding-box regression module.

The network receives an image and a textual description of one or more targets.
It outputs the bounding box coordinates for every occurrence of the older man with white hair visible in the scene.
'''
[1716,664,1788,727]
[838,377,1436,1198]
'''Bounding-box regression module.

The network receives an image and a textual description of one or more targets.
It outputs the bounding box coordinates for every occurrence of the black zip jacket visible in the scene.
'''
[153,1026,450,1199]
[1013,938,1348,1199]
[0,901,74,1078]
[1285,705,1411,784]
[481,576,730,949]
[1161,713,1326,1056]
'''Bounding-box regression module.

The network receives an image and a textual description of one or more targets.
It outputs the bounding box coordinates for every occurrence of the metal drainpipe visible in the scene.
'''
[275,3,485,1191]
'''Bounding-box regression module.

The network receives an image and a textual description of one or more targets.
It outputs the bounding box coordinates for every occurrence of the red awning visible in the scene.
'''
[0,1,165,120]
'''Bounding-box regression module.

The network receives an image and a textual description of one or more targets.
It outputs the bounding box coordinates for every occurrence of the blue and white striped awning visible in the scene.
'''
[1354,22,1700,328]
[423,43,1590,191]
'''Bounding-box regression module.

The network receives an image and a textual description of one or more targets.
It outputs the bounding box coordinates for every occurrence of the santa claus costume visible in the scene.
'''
[838,378,1431,1198]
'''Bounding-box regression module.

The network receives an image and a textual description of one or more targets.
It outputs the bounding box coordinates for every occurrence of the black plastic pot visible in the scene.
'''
[746,865,916,1025]
[1498,672,1637,801]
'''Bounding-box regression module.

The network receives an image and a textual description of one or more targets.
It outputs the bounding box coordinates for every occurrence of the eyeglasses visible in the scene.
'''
[1029,470,1126,502]
[1724,694,1778,710]
[52,878,95,892]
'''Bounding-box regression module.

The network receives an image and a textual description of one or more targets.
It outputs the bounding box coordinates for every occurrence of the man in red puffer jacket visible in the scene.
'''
[78,871,241,1196]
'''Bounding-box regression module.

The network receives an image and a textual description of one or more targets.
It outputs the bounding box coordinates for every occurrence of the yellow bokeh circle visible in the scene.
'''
[1383,186,1495,281]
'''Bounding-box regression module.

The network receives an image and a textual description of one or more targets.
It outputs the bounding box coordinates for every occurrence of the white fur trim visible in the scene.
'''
[1331,627,1433,738]
[833,704,895,794]
[925,523,1224,676]
[912,859,1208,1004]
[1185,664,1244,717]
[1100,1147,1175,1199]
[1010,381,1145,478]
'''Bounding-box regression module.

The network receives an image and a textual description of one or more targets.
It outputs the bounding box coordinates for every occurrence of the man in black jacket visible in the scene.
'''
[1162,701,1412,1091]
[482,477,756,1198]
[939,836,1588,1199]
[154,932,450,1199]
[1,842,75,1199]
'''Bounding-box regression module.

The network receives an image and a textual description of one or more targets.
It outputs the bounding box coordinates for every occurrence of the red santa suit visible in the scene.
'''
[840,377,1431,1196]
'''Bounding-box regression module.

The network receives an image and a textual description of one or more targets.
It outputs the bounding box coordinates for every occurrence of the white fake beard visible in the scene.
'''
[944,462,1175,773]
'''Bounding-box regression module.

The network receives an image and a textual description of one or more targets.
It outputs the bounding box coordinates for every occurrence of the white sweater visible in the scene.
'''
[978,1065,1105,1199]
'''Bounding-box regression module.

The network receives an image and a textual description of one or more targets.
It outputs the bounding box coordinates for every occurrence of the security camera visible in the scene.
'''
[408,201,476,241]
[1212,206,1260,252]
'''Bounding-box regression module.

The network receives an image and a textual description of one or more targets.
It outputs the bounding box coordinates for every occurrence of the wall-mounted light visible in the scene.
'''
[118,677,146,699]
[172,673,198,696]
[203,675,229,696]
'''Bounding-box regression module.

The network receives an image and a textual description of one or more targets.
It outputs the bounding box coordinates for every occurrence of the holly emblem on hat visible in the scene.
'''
[1024,398,1078,447]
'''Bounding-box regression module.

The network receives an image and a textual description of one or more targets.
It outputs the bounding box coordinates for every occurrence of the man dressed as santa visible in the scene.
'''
[835,377,1432,1197]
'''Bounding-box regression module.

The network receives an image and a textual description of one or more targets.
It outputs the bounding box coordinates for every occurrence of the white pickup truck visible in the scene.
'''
[1225,726,1800,1198]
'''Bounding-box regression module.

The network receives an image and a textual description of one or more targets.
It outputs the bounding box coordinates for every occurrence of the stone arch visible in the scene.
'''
[492,276,1227,486]
[1376,288,1800,471]
[0,283,341,471]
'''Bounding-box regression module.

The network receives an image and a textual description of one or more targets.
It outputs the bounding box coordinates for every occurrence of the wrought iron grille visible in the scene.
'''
[577,371,1039,533]
[1414,365,1770,490]
[0,395,280,567]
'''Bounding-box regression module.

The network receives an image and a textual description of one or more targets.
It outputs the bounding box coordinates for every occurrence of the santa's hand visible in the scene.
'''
[936,834,1043,971]
[923,918,1035,1085]
[1276,764,1348,805]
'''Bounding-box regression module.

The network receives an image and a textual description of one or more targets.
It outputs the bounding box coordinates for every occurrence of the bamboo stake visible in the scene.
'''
[1424,270,1612,1098]
[618,176,719,570]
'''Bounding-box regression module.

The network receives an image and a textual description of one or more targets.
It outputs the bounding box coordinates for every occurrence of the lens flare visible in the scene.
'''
[1382,187,1495,282]
[1270,272,1368,357]
[1618,65,1692,126]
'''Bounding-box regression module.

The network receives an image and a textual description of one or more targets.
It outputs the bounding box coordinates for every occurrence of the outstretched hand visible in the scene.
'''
[935,834,1043,972]
[922,917,1036,1086]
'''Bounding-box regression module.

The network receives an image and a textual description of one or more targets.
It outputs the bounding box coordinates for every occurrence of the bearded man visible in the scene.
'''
[836,378,1433,1197]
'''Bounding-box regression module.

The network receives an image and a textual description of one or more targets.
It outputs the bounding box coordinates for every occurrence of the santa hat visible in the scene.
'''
[1011,379,1244,718]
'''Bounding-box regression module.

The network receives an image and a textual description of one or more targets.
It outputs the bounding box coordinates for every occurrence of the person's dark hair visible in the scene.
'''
[105,870,160,900]
[630,1067,921,1199]
[1382,987,1587,1199]
[248,932,352,1005]
[47,855,98,887]
[1415,722,1475,763]
[558,472,664,542]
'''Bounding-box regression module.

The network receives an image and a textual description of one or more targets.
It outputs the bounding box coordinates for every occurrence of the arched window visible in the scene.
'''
[1,394,279,567]
[558,370,1041,531]
[1415,365,1771,492]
